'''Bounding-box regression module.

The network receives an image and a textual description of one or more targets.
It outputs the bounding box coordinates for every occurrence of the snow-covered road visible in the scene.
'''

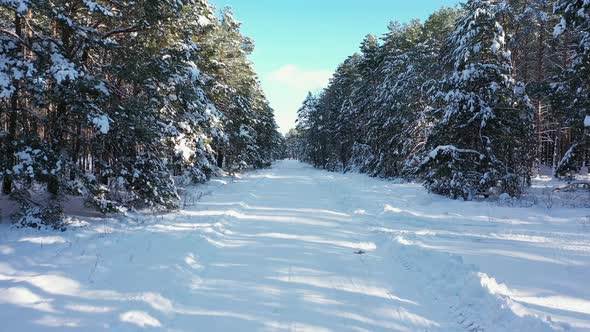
[0,160,589,331]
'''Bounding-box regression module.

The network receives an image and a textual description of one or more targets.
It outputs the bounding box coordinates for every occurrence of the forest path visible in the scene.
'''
[0,160,578,331]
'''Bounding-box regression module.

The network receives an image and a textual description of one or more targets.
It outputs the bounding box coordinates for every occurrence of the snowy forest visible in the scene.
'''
[290,0,590,200]
[0,0,283,223]
[1,1,590,331]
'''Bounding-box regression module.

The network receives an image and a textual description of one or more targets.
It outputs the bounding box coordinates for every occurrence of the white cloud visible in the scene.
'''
[262,65,333,134]
[267,64,332,91]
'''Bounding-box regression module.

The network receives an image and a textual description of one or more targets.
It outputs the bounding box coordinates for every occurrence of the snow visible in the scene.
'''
[187,62,201,81]
[197,15,212,27]
[0,0,28,13]
[554,18,567,37]
[12,148,41,177]
[0,69,15,98]
[89,115,110,134]
[174,135,195,162]
[239,125,252,138]
[49,50,80,84]
[424,145,482,164]
[94,81,109,96]
[491,40,501,54]
[0,160,588,331]
[491,22,505,54]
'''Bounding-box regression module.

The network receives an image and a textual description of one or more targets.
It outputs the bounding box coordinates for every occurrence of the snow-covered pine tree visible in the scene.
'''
[295,93,322,166]
[508,0,563,174]
[293,1,588,194]
[0,0,113,222]
[346,35,382,173]
[366,10,457,178]
[197,7,278,173]
[419,0,534,199]
[160,1,224,184]
[370,20,428,178]
[295,8,459,180]
[0,0,282,221]
[326,53,362,171]
[403,8,459,174]
[552,0,590,177]
[85,0,199,211]
[252,100,281,168]
[284,128,305,160]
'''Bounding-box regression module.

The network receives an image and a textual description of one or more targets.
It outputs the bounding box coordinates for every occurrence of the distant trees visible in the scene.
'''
[295,0,590,199]
[0,0,281,223]
[284,128,304,160]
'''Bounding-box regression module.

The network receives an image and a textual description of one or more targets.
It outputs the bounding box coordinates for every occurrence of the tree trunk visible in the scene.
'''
[2,12,22,195]
[216,152,224,168]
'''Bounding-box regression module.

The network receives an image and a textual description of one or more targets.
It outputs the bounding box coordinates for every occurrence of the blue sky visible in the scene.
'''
[209,0,461,133]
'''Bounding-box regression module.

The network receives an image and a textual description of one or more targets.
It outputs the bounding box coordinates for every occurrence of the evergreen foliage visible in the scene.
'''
[0,0,281,221]
[295,0,589,199]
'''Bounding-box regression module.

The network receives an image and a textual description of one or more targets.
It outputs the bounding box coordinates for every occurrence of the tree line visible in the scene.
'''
[292,0,589,200]
[0,0,282,224]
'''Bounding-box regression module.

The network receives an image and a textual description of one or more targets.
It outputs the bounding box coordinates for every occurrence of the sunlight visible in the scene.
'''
[147,222,226,234]
[0,263,125,302]
[187,278,282,302]
[27,274,83,297]
[65,303,114,313]
[18,236,67,245]
[393,234,586,266]
[202,235,251,248]
[244,232,376,251]
[262,320,332,332]
[178,308,258,321]
[184,209,340,227]
[0,287,56,313]
[0,245,15,255]
[320,309,414,331]
[184,253,204,270]
[135,292,175,314]
[35,315,80,328]
[480,273,590,315]
[375,307,440,329]
[198,202,350,217]
[269,275,417,305]
[382,204,538,225]
[372,226,590,254]
[298,290,342,305]
[481,249,585,266]
[120,310,161,328]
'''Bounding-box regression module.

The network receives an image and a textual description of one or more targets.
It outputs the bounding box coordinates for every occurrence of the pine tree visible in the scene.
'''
[292,1,588,198]
[325,54,362,171]
[284,128,305,160]
[507,0,564,174]
[296,92,323,167]
[419,0,534,199]
[370,20,428,177]
[347,35,382,173]
[0,1,282,223]
[0,0,113,219]
[198,7,278,173]
[552,0,590,177]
